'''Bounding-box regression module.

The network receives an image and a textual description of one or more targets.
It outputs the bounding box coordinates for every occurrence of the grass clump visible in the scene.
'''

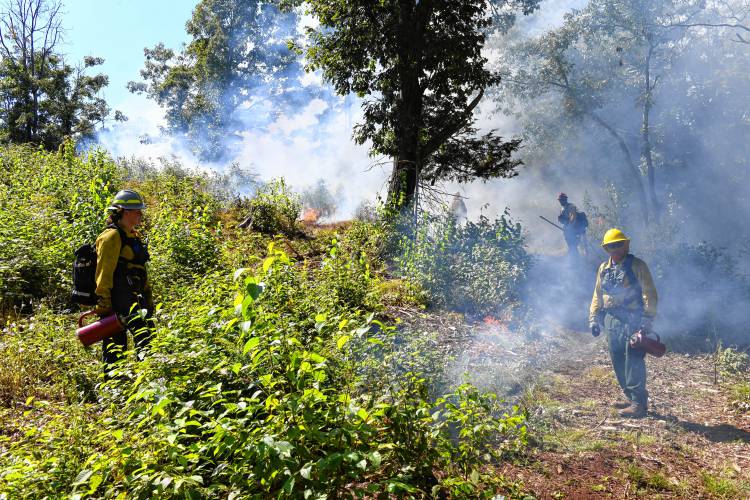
[701,471,742,498]
[624,463,677,494]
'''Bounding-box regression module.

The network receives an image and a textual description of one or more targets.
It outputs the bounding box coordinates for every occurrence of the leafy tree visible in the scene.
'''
[297,0,539,211]
[493,0,712,225]
[493,11,652,224]
[128,0,301,160]
[665,0,750,45]
[587,0,713,219]
[0,0,114,149]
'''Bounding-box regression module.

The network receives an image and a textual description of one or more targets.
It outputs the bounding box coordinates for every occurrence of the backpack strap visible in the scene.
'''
[622,254,644,310]
[106,224,149,268]
[107,224,131,252]
[106,223,127,241]
[106,224,130,262]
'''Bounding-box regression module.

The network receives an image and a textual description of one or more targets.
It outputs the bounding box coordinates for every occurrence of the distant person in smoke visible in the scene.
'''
[557,193,588,256]
[589,229,658,419]
[449,191,467,223]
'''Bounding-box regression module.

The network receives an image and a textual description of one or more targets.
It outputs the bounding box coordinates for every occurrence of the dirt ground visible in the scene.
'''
[394,308,750,498]
[506,343,750,499]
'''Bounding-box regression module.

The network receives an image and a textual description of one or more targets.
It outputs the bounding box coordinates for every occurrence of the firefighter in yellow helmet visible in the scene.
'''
[94,189,154,374]
[589,229,657,418]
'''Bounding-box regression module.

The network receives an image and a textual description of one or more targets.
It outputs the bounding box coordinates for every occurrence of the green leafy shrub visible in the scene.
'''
[136,167,224,294]
[1,244,528,498]
[0,146,232,309]
[245,178,302,234]
[432,384,528,497]
[0,308,99,407]
[0,143,122,311]
[395,209,530,317]
[339,219,386,270]
[314,238,379,312]
[1,146,530,498]
[718,346,750,376]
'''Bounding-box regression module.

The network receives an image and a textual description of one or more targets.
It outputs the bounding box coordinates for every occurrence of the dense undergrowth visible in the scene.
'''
[0,144,532,498]
[394,209,530,318]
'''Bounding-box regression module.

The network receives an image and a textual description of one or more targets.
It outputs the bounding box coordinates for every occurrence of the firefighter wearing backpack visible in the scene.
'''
[589,229,657,418]
[557,193,588,256]
[94,189,154,370]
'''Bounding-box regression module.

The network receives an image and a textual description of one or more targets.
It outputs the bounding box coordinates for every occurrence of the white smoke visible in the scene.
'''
[97,80,387,217]
[95,1,592,220]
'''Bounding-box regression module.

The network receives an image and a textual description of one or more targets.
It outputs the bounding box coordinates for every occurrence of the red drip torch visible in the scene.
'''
[76,310,125,347]
[629,330,666,357]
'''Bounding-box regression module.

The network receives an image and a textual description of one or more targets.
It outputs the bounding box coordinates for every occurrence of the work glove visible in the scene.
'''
[94,297,112,317]
[591,324,601,337]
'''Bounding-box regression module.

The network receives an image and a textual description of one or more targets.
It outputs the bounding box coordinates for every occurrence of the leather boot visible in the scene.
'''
[612,399,631,409]
[619,402,647,419]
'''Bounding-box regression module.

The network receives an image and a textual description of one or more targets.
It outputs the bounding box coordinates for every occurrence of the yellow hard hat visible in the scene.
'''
[601,228,629,247]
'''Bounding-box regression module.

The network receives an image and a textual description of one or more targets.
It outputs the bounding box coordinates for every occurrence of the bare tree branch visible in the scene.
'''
[663,22,750,33]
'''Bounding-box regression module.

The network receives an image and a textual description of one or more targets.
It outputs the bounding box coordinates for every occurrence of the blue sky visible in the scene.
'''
[61,0,197,109]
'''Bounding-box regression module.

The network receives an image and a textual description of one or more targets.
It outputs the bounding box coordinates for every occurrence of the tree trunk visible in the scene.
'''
[642,44,659,219]
[30,3,38,143]
[387,77,421,210]
[587,111,651,226]
[386,0,424,211]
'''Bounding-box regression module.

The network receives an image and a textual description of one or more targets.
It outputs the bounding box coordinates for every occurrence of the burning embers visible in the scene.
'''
[483,315,504,326]
[301,208,321,224]
[481,311,514,333]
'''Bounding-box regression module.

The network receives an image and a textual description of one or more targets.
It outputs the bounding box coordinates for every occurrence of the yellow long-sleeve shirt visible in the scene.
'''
[589,255,657,326]
[94,227,149,310]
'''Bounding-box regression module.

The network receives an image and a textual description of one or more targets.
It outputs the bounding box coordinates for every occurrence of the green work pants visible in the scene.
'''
[604,312,648,408]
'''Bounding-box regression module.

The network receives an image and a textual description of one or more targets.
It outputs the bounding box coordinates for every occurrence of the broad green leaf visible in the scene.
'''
[262,256,277,273]
[88,474,103,493]
[233,268,249,281]
[246,282,263,301]
[336,335,350,350]
[243,337,260,355]
[300,464,312,480]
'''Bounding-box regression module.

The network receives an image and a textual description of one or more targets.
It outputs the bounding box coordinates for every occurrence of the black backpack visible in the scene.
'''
[575,211,589,232]
[71,226,127,306]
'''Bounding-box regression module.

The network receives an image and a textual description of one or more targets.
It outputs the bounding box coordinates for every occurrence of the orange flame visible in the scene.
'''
[483,315,503,326]
[302,208,321,223]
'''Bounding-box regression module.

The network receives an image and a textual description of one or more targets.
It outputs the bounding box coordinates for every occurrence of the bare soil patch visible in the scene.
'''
[394,307,750,498]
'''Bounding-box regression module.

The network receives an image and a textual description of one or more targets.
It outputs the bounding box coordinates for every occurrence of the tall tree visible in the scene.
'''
[129,0,302,161]
[493,13,652,224]
[298,0,539,211]
[493,0,708,225]
[588,0,707,219]
[0,0,114,149]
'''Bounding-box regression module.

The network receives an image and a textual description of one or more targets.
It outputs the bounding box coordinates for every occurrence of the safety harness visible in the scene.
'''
[109,224,149,295]
[600,255,644,324]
